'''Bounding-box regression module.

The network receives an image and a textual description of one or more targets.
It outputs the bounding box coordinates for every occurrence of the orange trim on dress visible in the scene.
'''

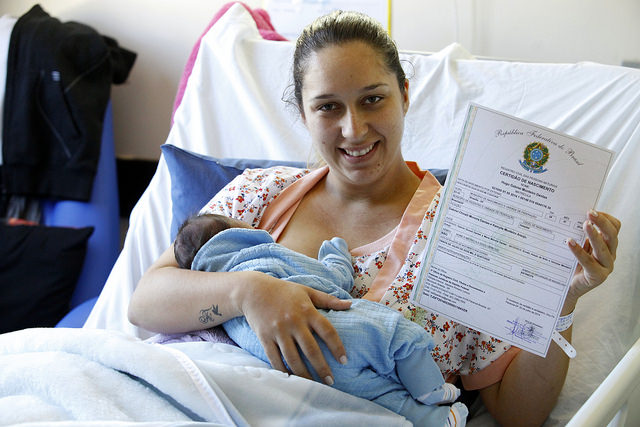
[258,167,328,240]
[362,166,440,302]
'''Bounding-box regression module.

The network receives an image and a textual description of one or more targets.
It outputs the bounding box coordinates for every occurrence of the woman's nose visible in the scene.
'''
[341,109,367,140]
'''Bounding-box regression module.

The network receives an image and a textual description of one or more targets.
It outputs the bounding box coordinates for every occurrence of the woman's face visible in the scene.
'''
[300,41,409,187]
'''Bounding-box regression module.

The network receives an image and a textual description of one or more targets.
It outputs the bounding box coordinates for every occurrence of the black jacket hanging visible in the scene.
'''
[1,4,136,202]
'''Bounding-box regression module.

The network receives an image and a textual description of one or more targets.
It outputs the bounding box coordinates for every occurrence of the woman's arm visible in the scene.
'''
[478,210,621,426]
[128,244,351,383]
[479,304,575,426]
[128,244,249,333]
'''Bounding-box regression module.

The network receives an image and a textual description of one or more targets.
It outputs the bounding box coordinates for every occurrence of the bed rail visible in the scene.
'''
[566,336,640,427]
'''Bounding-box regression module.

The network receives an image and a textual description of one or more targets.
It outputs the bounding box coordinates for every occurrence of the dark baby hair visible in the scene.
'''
[174,214,234,269]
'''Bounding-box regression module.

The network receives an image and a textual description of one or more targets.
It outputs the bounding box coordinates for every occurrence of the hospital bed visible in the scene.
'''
[1,3,639,425]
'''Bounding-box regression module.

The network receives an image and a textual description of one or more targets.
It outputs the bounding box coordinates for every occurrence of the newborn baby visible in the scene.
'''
[174,213,469,426]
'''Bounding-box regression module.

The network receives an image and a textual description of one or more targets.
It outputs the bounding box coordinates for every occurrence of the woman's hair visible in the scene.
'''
[291,10,406,112]
[174,214,234,269]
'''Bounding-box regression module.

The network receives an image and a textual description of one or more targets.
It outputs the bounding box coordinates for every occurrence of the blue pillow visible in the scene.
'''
[161,144,306,240]
[428,168,448,186]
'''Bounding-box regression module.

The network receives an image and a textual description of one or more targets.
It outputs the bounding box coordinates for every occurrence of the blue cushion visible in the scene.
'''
[429,168,448,186]
[41,102,120,309]
[161,144,305,240]
[55,296,98,328]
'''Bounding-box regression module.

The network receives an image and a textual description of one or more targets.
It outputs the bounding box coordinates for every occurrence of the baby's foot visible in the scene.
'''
[445,402,469,427]
[417,382,461,405]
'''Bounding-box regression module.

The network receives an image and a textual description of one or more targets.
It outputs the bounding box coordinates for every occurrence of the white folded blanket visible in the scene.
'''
[0,328,410,426]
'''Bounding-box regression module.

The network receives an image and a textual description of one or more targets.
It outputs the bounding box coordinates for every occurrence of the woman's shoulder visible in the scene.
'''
[224,165,312,203]
[200,165,311,226]
[236,165,311,188]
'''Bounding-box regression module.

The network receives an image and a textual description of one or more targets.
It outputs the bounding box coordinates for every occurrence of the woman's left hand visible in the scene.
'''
[481,210,620,426]
[567,210,621,303]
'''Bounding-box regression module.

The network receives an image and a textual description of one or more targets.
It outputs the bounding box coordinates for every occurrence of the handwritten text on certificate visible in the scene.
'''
[411,104,614,357]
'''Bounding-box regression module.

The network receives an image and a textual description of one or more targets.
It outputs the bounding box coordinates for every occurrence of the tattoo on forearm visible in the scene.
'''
[199,304,222,324]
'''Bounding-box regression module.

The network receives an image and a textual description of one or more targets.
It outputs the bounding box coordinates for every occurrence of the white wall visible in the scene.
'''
[1,0,262,161]
[1,0,638,160]
[392,0,640,65]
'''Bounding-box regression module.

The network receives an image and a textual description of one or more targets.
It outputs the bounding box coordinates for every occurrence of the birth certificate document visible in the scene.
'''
[411,104,614,357]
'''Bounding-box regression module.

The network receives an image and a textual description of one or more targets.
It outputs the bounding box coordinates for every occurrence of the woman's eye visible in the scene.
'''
[318,103,338,112]
[363,95,383,105]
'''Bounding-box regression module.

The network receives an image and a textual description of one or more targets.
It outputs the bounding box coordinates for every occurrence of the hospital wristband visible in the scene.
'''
[552,311,576,358]
[555,311,574,332]
[552,330,577,358]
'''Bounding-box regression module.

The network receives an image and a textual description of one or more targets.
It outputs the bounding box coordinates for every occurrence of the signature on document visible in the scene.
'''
[505,318,543,344]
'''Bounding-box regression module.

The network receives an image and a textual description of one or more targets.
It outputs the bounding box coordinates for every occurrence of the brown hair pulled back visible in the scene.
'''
[292,10,406,112]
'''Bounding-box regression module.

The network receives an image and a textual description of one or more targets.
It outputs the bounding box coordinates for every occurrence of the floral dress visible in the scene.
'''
[201,165,514,388]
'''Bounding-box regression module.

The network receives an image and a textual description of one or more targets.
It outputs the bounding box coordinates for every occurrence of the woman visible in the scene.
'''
[129,10,620,426]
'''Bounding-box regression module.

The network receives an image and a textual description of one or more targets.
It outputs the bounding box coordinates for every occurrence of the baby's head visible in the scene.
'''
[174,214,252,269]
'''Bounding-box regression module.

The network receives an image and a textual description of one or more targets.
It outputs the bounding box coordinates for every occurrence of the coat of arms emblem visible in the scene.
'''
[520,142,549,173]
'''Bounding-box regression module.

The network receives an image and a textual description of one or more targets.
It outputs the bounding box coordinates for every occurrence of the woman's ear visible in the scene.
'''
[298,102,308,127]
[402,79,410,115]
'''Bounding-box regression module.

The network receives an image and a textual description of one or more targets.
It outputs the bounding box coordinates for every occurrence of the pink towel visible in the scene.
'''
[171,2,287,122]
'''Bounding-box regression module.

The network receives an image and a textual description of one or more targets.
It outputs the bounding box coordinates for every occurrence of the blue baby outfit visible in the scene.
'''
[192,228,465,426]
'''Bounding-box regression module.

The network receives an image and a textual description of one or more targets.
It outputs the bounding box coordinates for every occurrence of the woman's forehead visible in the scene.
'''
[301,42,394,96]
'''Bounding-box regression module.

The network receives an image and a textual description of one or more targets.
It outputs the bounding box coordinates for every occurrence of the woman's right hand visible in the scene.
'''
[130,245,350,384]
[239,272,351,385]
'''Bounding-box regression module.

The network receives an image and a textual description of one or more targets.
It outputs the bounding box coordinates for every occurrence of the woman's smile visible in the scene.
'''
[340,141,379,160]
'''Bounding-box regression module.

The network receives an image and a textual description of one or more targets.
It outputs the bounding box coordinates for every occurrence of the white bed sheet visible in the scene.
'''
[0,327,409,426]
[86,4,640,425]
